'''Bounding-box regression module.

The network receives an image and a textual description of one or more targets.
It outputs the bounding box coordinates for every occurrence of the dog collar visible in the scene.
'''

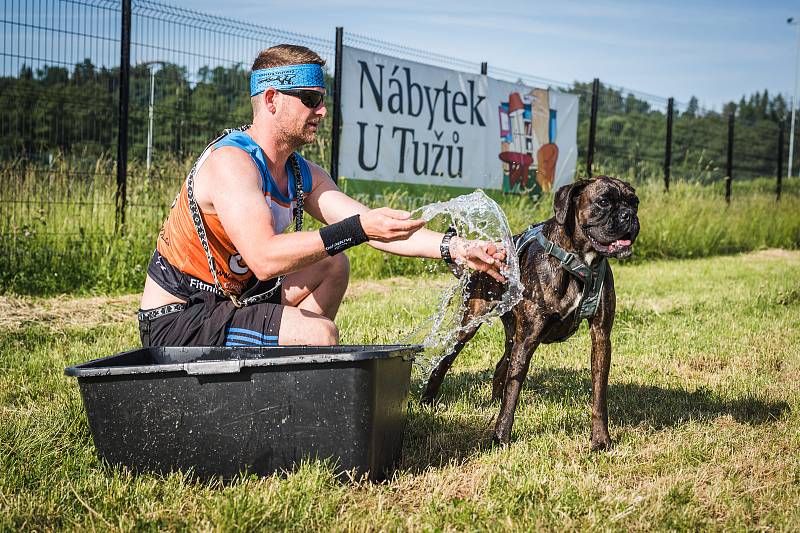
[514,223,608,325]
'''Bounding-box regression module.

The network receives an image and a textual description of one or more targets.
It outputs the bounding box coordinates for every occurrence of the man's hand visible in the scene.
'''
[450,237,507,282]
[360,208,427,243]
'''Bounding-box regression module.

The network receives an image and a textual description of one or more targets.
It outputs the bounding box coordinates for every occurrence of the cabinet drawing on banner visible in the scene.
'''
[498,88,564,195]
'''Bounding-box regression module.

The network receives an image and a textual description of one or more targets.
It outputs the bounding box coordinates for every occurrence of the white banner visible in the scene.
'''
[339,46,578,193]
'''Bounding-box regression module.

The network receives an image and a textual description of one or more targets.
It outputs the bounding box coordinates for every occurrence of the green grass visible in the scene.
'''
[1,250,799,530]
[1,153,799,295]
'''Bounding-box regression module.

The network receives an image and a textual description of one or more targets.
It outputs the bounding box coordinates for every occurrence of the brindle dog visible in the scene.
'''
[421,176,640,450]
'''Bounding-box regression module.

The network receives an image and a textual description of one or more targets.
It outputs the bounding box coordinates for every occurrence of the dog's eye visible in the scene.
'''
[597,198,610,208]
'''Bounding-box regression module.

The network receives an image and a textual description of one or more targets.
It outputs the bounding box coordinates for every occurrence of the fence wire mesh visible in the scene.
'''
[1,0,121,243]
[128,0,334,165]
[0,0,795,292]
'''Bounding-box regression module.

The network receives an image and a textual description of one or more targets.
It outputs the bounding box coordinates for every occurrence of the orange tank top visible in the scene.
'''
[152,129,313,297]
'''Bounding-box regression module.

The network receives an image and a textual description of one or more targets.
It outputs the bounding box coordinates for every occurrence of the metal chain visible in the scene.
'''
[234,150,304,307]
[185,125,304,308]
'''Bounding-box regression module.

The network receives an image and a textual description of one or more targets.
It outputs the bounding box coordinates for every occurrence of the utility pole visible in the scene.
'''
[787,17,800,177]
[142,61,167,174]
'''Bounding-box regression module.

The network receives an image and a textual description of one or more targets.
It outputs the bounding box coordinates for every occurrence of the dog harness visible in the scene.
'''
[514,223,608,328]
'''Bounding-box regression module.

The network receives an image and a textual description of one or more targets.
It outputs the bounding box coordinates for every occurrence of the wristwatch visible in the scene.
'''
[440,226,457,265]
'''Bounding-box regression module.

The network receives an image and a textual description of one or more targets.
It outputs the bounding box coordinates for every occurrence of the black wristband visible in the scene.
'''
[319,214,369,256]
[440,226,457,264]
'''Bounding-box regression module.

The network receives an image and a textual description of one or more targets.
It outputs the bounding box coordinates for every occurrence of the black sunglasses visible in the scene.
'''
[277,89,325,109]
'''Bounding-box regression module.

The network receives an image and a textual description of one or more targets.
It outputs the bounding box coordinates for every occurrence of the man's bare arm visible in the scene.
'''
[202,150,423,280]
[303,163,507,281]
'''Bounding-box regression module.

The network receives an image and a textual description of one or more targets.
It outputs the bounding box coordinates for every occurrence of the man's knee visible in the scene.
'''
[278,310,339,345]
[327,253,350,285]
[307,316,339,345]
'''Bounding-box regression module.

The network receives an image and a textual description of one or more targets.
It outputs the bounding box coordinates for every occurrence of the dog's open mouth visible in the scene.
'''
[588,233,634,258]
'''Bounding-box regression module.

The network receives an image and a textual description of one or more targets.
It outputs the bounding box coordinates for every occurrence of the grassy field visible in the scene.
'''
[1,154,799,295]
[1,250,798,530]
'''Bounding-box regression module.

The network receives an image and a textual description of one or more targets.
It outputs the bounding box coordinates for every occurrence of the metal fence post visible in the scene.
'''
[116,0,131,229]
[586,78,600,178]
[777,120,785,201]
[330,27,344,184]
[480,62,488,75]
[664,97,674,192]
[725,111,734,204]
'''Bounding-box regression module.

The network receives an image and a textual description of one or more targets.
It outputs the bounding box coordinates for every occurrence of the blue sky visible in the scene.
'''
[183,0,796,110]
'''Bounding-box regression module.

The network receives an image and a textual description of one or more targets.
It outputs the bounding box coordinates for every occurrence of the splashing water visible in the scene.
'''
[403,190,524,374]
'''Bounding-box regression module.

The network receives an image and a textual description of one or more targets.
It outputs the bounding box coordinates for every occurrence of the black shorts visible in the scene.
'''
[138,288,284,348]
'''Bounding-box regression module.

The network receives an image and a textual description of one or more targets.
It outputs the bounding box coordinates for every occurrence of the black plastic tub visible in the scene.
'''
[65,345,421,481]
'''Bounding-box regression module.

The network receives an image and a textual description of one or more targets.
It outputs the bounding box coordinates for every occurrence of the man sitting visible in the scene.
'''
[138,44,505,347]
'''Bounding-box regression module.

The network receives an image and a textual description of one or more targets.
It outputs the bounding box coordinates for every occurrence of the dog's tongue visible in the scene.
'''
[609,239,631,251]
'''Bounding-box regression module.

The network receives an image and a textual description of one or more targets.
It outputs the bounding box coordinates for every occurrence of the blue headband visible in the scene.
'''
[250,63,325,97]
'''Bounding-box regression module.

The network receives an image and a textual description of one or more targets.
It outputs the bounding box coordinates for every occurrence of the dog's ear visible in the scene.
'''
[554,180,589,225]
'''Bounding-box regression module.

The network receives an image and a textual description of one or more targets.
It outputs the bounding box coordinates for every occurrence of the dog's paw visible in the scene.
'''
[590,434,612,452]
[492,429,513,447]
[419,392,437,406]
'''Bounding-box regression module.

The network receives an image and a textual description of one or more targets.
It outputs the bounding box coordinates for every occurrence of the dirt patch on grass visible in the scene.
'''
[0,294,139,331]
[0,277,452,331]
[748,249,800,262]
[0,248,792,331]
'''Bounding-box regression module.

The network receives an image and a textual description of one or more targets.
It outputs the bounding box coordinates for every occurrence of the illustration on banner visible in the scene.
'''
[498,88,558,194]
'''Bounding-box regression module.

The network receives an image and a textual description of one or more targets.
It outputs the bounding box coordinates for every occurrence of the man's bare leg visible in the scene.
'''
[277,307,339,345]
[276,253,349,345]
[281,253,349,319]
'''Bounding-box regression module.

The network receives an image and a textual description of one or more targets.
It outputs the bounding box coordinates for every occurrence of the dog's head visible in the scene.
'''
[553,176,640,259]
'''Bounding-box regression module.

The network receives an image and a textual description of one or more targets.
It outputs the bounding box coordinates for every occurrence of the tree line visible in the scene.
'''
[0,60,791,182]
[570,81,788,182]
